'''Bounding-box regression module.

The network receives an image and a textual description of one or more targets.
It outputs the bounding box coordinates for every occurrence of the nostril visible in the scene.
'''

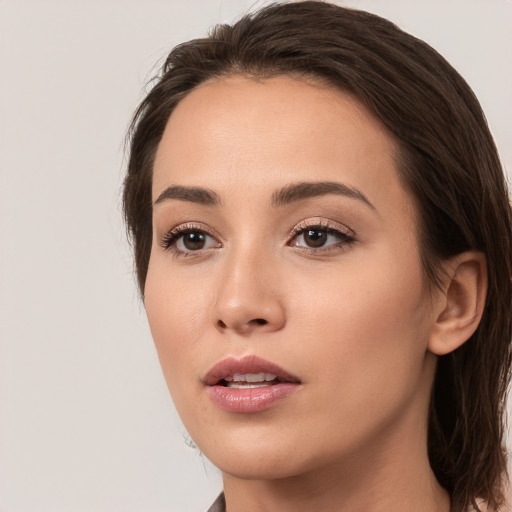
[216,317,270,330]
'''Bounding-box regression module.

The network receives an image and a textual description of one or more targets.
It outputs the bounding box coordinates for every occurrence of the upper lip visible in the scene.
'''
[203,355,301,386]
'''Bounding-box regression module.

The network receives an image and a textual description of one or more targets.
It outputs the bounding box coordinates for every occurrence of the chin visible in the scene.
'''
[196,429,328,481]
[215,456,309,481]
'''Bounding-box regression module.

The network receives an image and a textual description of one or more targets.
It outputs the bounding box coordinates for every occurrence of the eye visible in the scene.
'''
[176,230,216,251]
[296,228,337,248]
[160,224,221,256]
[289,220,355,252]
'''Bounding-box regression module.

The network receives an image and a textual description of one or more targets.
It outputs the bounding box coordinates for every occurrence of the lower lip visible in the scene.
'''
[207,382,300,413]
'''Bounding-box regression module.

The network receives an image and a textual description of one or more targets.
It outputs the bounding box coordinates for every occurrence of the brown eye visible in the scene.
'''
[161,227,220,255]
[181,231,207,250]
[290,223,355,252]
[303,229,328,247]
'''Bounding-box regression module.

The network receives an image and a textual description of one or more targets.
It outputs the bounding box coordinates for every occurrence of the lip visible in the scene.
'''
[203,355,301,413]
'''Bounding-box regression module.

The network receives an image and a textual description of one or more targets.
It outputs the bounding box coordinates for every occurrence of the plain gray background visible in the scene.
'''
[1,1,511,511]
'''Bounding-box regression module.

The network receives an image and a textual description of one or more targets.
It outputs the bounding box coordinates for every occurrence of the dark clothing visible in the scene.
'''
[207,493,226,512]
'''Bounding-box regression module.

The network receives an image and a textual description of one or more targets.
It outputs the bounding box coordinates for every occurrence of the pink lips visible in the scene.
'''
[203,355,301,413]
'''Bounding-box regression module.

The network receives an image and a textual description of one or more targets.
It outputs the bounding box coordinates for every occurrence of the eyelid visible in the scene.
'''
[159,222,222,254]
[289,217,355,239]
[287,216,357,255]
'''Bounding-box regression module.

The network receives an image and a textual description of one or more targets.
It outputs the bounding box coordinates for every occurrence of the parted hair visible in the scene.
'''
[123,2,512,509]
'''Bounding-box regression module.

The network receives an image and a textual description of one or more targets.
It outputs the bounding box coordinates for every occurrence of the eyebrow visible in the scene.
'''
[271,181,375,210]
[153,181,375,211]
[154,185,221,206]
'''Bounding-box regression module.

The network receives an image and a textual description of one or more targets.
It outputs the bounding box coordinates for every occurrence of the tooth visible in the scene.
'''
[227,382,273,389]
[246,373,265,382]
[233,373,259,382]
[232,373,277,382]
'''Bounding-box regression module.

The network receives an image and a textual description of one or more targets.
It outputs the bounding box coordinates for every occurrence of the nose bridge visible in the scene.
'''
[212,239,285,334]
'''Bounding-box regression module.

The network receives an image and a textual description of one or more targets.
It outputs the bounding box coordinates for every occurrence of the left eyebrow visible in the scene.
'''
[271,181,376,211]
[153,185,221,206]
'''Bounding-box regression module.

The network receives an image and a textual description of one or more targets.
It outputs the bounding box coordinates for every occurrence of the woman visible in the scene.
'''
[123,2,512,510]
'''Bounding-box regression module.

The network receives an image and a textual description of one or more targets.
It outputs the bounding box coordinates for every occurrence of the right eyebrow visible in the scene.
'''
[271,180,376,211]
[153,185,221,206]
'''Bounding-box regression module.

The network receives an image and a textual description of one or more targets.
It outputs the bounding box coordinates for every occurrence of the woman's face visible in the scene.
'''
[145,76,440,479]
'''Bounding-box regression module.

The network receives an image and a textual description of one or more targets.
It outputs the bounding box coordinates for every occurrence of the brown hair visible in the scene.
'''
[123,2,512,509]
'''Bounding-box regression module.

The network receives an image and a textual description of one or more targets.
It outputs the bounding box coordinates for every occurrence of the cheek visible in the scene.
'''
[291,250,430,388]
[144,261,212,388]
[278,260,432,459]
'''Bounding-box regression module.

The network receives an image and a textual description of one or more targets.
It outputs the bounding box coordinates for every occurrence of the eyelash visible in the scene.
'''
[288,220,356,253]
[159,223,219,257]
[159,220,356,257]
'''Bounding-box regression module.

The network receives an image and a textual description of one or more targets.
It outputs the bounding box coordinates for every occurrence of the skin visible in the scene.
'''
[145,76,454,511]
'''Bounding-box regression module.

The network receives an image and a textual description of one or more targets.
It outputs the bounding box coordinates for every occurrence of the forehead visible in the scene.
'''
[152,75,413,221]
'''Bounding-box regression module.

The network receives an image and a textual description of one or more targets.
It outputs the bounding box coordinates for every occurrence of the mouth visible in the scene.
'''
[203,355,301,413]
[203,354,301,387]
[220,372,284,389]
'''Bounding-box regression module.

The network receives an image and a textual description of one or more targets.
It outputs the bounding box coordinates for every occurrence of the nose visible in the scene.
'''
[212,249,286,335]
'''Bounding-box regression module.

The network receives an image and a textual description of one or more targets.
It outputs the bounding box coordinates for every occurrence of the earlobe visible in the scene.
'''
[428,251,487,356]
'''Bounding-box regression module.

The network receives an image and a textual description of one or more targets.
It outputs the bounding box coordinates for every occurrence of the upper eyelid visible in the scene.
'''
[289,218,354,238]
[168,222,221,239]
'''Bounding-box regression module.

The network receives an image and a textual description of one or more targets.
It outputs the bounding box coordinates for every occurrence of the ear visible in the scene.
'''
[428,251,487,356]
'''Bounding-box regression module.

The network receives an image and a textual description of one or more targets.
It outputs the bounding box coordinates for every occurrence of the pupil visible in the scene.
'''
[305,229,326,247]
[183,232,206,250]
